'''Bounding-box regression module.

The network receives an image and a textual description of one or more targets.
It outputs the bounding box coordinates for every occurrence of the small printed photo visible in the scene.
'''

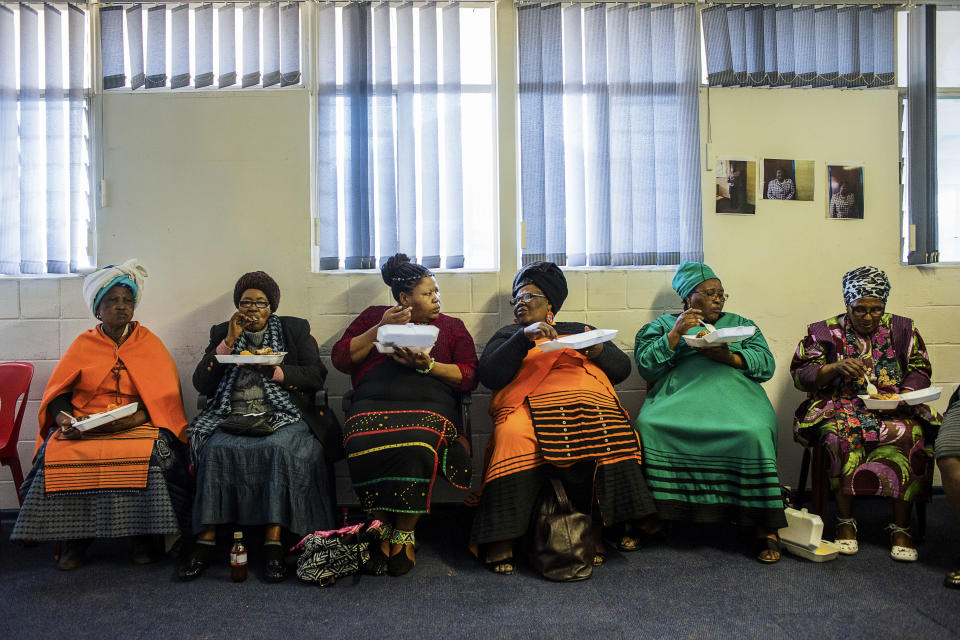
[762,159,814,201]
[826,165,864,220]
[716,159,756,214]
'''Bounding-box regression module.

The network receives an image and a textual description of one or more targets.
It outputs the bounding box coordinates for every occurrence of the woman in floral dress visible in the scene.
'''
[790,266,940,562]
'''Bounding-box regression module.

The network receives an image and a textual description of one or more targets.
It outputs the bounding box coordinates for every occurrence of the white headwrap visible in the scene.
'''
[82,259,149,315]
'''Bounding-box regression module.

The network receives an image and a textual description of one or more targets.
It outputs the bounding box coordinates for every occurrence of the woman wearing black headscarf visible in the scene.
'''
[469,262,656,575]
[332,254,478,577]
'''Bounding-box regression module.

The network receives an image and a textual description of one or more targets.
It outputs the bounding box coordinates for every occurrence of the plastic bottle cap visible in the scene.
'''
[234,531,243,539]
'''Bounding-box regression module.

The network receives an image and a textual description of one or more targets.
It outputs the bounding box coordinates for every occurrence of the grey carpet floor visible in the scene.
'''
[1,498,958,640]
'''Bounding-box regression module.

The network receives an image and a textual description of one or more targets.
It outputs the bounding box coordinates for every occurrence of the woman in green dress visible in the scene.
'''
[634,261,786,562]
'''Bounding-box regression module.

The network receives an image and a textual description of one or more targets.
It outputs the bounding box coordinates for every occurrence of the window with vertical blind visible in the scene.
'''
[0,2,92,276]
[312,1,497,271]
[99,2,302,90]
[899,6,960,264]
[702,4,895,88]
[517,2,701,267]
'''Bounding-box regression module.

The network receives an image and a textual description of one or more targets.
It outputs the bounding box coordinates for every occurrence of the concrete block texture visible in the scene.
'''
[901,305,960,346]
[347,274,392,314]
[0,280,20,318]
[0,321,60,361]
[59,277,92,319]
[470,272,500,314]
[434,273,472,313]
[561,270,586,312]
[306,276,351,316]
[60,320,96,356]
[19,279,60,319]
[586,270,626,310]
[25,361,57,401]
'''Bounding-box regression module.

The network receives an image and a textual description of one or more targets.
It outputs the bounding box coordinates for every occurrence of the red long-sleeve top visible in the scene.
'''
[331,306,479,392]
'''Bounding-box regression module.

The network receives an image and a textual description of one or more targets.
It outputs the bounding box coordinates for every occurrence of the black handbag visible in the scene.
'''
[530,478,596,582]
[218,412,277,437]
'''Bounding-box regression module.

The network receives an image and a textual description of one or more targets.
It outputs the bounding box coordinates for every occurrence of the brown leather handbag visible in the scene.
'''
[530,478,595,582]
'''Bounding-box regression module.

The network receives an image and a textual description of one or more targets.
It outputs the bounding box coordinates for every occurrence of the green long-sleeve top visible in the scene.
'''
[634,312,775,391]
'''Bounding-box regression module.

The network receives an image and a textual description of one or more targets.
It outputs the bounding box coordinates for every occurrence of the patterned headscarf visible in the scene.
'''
[82,259,148,315]
[842,266,890,306]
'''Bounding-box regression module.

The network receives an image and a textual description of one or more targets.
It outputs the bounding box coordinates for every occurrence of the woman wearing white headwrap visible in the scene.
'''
[11,260,191,571]
[790,266,941,562]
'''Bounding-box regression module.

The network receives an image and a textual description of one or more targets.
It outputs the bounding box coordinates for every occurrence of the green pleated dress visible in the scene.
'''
[634,312,787,529]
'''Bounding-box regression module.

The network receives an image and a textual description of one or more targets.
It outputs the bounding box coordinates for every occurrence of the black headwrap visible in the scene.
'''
[513,261,568,312]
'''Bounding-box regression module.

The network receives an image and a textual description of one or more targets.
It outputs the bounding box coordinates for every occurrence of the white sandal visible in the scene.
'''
[835,517,858,555]
[885,523,918,562]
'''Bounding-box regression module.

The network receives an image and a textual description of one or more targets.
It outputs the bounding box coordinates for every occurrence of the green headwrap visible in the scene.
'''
[672,261,719,300]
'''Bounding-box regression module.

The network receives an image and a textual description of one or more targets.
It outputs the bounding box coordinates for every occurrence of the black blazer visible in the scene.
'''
[193,315,342,460]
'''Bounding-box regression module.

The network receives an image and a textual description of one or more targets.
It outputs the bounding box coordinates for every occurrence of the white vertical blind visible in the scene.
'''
[703,3,896,87]
[100,2,301,90]
[518,3,701,267]
[145,4,166,88]
[241,3,260,87]
[315,2,487,271]
[1,2,91,276]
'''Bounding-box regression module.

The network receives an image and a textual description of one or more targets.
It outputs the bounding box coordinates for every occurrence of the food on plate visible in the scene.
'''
[253,347,274,355]
[869,393,899,401]
[239,350,253,355]
[695,329,709,339]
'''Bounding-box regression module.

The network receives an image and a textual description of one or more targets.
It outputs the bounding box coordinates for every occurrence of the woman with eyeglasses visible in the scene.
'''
[470,262,655,576]
[179,271,336,583]
[634,261,786,563]
[790,266,940,562]
[332,254,477,577]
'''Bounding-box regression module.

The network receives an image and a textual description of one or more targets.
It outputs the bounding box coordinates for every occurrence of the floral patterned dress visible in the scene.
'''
[790,313,941,501]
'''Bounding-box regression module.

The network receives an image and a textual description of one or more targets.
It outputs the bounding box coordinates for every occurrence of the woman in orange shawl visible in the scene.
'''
[11,260,190,571]
[469,262,656,575]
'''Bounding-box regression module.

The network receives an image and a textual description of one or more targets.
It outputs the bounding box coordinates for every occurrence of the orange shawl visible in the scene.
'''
[36,322,187,492]
[488,338,621,420]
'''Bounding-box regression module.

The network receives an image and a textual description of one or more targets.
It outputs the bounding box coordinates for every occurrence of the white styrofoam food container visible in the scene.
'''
[777,507,841,562]
[899,387,942,405]
[682,325,756,349]
[377,324,440,350]
[539,329,618,353]
[216,353,286,365]
[857,394,900,410]
[70,402,139,432]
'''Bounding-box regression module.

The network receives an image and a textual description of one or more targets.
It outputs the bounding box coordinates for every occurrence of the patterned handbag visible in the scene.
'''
[292,521,384,587]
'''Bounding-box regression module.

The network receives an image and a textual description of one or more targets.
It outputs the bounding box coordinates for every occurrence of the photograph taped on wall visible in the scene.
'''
[716,159,756,215]
[826,165,864,220]
[762,159,815,202]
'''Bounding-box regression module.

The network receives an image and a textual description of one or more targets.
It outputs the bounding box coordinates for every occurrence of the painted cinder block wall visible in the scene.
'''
[1,85,957,509]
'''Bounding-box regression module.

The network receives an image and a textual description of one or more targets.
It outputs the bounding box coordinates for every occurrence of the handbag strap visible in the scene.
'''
[550,477,573,512]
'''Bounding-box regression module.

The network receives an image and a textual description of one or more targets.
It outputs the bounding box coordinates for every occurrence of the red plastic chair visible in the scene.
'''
[0,362,35,505]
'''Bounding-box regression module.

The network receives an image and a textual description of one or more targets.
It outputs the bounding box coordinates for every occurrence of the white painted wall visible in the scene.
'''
[1,78,957,510]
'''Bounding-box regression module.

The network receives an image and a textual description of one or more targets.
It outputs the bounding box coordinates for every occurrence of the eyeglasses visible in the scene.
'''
[692,288,729,301]
[239,300,270,310]
[510,292,547,306]
[850,305,884,317]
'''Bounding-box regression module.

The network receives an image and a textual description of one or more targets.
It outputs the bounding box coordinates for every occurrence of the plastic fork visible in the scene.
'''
[699,319,717,333]
[862,373,878,396]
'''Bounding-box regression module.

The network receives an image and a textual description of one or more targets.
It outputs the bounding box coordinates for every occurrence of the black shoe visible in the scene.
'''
[57,538,92,571]
[132,535,161,565]
[177,543,213,582]
[264,544,287,583]
[387,548,415,577]
[363,543,390,576]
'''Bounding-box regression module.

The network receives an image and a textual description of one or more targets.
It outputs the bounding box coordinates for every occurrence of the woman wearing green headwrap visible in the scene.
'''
[634,262,786,563]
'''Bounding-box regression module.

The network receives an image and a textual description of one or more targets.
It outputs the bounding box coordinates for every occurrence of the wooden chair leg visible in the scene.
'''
[795,448,811,508]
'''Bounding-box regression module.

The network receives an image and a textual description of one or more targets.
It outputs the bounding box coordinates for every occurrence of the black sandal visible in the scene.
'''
[754,534,781,564]
[485,556,516,575]
[945,569,960,589]
[363,525,392,576]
